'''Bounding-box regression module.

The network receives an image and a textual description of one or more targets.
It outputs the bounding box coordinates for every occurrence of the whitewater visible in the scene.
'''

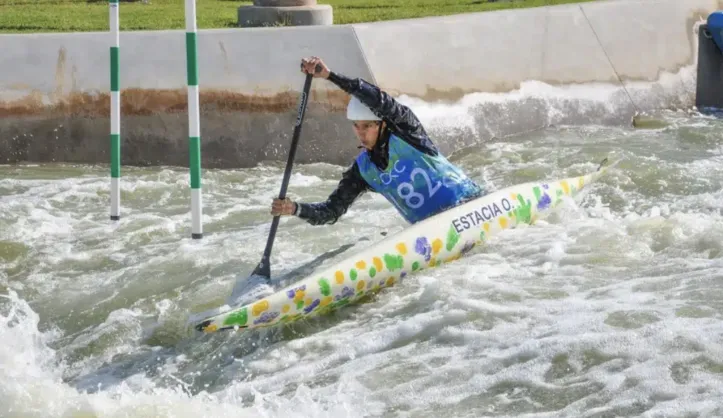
[3,67,723,417]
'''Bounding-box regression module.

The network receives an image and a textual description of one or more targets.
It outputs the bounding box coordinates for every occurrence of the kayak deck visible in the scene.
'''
[192,158,614,334]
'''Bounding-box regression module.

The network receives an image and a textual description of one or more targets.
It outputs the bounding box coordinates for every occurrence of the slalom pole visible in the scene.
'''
[109,0,121,221]
[185,0,203,239]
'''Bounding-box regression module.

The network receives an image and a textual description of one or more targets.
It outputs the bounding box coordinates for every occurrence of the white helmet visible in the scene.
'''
[346,96,381,121]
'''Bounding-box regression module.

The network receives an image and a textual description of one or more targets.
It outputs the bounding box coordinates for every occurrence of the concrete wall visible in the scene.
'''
[0,26,375,168]
[1,0,721,168]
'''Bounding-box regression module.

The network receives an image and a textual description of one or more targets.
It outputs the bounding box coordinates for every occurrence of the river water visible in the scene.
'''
[3,75,723,417]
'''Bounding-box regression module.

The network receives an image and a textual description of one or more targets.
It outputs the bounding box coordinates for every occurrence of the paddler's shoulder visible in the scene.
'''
[387,129,439,157]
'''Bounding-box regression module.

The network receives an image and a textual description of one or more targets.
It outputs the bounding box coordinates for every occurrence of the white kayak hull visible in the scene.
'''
[192,157,615,334]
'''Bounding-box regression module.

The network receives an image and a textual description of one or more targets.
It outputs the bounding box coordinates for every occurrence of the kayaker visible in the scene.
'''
[228,56,486,307]
[271,56,485,225]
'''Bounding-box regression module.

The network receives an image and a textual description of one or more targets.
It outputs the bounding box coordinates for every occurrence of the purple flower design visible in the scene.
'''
[543,184,549,189]
[253,311,279,325]
[303,299,320,314]
[415,237,432,261]
[400,272,407,278]
[537,193,552,210]
[336,286,354,300]
[286,284,306,299]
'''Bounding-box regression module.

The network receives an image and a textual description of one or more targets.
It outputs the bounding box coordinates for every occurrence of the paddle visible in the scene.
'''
[238,64,320,290]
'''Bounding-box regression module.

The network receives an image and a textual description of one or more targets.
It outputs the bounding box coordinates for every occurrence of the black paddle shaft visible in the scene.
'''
[251,65,319,279]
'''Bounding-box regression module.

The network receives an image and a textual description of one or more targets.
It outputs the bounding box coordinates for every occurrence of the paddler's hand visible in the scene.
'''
[271,198,298,216]
[300,56,330,79]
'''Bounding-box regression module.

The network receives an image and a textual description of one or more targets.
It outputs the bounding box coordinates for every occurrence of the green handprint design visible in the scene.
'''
[318,278,331,297]
[223,307,248,327]
[446,225,460,251]
[384,253,404,271]
[513,193,533,224]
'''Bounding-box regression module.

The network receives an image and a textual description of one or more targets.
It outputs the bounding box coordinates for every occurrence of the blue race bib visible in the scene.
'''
[356,135,482,223]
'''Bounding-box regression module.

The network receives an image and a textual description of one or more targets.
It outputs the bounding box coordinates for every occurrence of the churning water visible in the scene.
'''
[3,72,723,417]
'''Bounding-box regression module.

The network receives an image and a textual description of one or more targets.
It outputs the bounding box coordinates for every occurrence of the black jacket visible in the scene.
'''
[295,71,440,225]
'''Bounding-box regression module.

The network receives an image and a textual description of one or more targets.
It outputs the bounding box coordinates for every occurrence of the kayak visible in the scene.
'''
[192,156,615,334]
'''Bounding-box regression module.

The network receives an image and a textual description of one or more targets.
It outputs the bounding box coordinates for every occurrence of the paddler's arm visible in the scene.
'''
[294,161,371,225]
[327,70,439,156]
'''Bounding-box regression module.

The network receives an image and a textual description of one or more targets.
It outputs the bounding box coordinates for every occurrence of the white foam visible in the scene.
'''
[2,78,723,416]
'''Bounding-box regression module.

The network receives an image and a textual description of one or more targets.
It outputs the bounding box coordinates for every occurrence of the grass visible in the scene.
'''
[0,0,597,33]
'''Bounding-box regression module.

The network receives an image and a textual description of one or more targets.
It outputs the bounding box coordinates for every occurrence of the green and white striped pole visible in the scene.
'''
[110,0,121,221]
[185,0,203,239]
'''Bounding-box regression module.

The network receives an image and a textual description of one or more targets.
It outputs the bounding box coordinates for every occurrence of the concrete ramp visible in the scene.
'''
[355,0,714,94]
[353,4,620,98]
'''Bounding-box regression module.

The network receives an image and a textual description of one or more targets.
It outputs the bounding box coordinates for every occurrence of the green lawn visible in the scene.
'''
[0,0,596,33]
